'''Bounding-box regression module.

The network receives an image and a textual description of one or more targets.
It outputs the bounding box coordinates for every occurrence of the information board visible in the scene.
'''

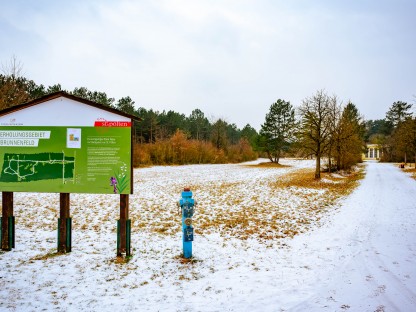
[0,95,134,194]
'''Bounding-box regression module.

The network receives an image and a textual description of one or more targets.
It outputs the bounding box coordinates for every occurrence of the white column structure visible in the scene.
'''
[365,144,381,160]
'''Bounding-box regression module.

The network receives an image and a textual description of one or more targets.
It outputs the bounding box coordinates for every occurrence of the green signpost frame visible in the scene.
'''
[0,92,139,194]
[0,92,140,255]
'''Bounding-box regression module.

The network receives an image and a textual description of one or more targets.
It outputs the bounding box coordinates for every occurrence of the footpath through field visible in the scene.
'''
[287,161,416,311]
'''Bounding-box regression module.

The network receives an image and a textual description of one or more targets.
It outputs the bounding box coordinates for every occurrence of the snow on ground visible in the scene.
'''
[0,159,415,311]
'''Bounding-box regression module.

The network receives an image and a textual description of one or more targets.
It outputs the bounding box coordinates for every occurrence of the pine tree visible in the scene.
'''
[260,99,296,163]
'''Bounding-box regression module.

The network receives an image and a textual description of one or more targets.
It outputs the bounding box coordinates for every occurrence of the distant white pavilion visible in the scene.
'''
[364,143,382,160]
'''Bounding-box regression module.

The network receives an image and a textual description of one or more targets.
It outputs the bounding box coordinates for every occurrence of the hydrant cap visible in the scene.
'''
[182,191,193,198]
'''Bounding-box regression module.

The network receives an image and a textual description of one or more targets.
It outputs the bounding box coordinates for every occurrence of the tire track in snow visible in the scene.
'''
[345,164,400,311]
[356,163,416,309]
[288,162,416,311]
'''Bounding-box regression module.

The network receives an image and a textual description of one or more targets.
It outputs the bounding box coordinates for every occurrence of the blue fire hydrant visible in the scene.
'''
[178,187,195,259]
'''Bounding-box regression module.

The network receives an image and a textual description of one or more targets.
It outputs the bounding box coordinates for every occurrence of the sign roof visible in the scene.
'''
[0,91,141,123]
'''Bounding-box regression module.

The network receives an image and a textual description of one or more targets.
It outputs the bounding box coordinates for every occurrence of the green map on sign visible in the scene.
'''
[0,152,75,183]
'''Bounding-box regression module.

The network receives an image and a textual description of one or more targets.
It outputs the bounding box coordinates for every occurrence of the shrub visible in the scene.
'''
[133,130,257,166]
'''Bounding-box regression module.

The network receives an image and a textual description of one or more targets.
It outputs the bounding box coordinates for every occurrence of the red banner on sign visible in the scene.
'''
[94,121,131,127]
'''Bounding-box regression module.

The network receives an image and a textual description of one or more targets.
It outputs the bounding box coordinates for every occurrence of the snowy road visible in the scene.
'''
[288,162,416,311]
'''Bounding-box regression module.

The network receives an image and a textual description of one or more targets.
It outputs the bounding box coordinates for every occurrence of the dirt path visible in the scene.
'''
[290,162,416,311]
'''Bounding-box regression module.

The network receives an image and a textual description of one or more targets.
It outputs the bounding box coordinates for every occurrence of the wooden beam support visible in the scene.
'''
[118,194,130,256]
[58,193,71,253]
[1,192,14,251]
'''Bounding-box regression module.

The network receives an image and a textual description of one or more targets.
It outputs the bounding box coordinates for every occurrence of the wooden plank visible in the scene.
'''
[118,194,129,255]
[1,192,13,250]
[58,193,70,253]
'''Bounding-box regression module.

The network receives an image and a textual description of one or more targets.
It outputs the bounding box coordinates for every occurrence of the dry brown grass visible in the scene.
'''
[11,163,363,245]
[29,252,63,261]
[402,163,416,180]
[192,166,364,241]
[271,168,363,195]
[245,162,290,168]
[403,166,416,180]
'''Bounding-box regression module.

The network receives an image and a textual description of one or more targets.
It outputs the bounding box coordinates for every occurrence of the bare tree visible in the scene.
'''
[1,55,24,78]
[298,90,333,179]
[326,95,342,172]
[0,56,30,110]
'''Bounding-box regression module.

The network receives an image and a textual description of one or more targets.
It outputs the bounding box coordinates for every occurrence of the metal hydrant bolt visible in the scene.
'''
[179,187,195,259]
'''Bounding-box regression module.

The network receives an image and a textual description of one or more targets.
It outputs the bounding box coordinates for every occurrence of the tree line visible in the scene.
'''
[0,61,258,165]
[1,58,413,175]
[259,91,415,178]
[259,91,365,179]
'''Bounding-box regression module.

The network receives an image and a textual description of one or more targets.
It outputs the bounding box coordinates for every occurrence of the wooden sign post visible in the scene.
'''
[117,194,131,257]
[0,92,140,256]
[1,192,14,251]
[57,193,71,253]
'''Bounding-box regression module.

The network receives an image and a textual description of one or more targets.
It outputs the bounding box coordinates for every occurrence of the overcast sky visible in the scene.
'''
[1,0,415,130]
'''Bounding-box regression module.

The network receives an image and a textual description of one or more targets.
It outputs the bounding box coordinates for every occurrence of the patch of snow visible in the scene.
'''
[0,160,415,311]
